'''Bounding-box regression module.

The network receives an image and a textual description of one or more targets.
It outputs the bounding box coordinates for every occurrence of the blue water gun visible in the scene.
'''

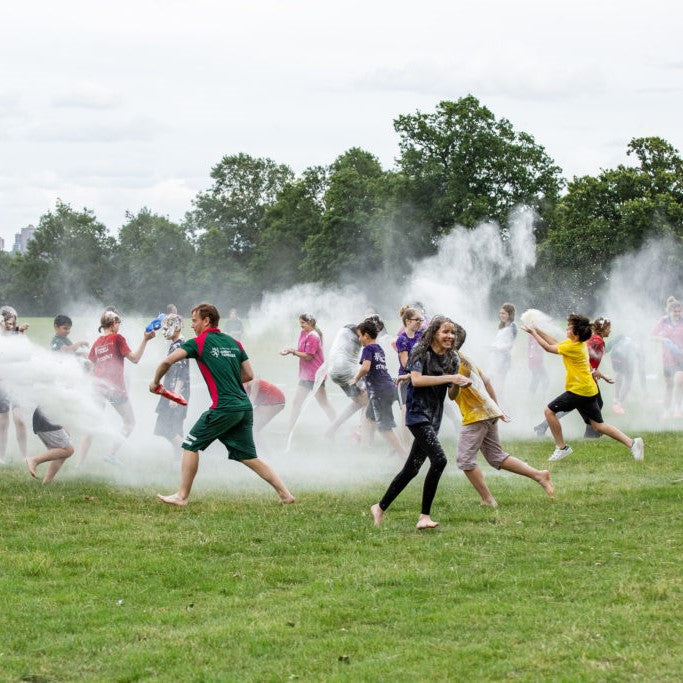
[145,313,166,333]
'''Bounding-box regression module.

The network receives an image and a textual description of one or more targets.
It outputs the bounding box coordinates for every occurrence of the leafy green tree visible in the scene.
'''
[186,153,294,306]
[114,209,195,313]
[188,153,294,262]
[538,137,683,306]
[16,201,115,314]
[302,148,392,283]
[394,96,563,237]
[251,166,327,290]
[0,251,23,308]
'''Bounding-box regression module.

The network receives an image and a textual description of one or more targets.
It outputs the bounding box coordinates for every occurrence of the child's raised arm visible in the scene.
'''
[522,325,559,354]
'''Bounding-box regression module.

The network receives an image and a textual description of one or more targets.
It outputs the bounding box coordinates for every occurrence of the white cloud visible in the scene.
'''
[51,83,120,110]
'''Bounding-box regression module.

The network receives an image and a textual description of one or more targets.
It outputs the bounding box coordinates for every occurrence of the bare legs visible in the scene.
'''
[157,451,295,507]
[26,445,75,484]
[0,408,27,462]
[242,458,295,503]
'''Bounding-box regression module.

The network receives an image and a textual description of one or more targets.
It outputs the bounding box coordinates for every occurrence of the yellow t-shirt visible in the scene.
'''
[557,339,598,397]
[453,355,503,425]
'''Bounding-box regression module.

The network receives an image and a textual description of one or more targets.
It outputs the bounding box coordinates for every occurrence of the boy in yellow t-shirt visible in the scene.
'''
[523,314,644,462]
[451,332,555,507]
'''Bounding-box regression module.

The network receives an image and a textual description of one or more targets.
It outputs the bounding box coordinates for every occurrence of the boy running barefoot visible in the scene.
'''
[523,314,644,463]
[451,331,554,507]
[350,318,407,459]
[26,408,74,484]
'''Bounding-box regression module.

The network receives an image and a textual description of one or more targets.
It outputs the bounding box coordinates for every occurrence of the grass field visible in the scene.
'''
[1,431,681,681]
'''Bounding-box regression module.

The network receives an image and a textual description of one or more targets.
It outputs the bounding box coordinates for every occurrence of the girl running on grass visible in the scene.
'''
[371,316,472,530]
[523,314,644,463]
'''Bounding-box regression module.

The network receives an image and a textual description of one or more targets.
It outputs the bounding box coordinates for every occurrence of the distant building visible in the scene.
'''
[0,236,4,252]
[12,225,36,254]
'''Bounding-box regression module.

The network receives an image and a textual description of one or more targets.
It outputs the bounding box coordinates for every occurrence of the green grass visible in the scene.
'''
[1,433,681,681]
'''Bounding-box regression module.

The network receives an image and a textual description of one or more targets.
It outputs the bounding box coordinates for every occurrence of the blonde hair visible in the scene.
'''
[99,309,121,332]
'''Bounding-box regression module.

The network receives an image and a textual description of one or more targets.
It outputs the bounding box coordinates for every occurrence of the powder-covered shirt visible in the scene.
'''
[652,315,683,367]
[156,337,190,416]
[297,329,325,382]
[405,348,459,430]
[359,343,395,398]
[181,328,251,412]
[557,339,598,397]
[452,354,503,425]
[89,333,132,395]
[328,325,361,383]
[50,335,72,352]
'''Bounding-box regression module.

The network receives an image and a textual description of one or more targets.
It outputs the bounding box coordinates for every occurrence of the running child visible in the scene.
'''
[26,407,74,484]
[370,316,472,530]
[350,318,407,458]
[153,314,190,458]
[243,378,286,432]
[0,305,28,463]
[450,329,554,507]
[79,309,155,465]
[523,314,644,462]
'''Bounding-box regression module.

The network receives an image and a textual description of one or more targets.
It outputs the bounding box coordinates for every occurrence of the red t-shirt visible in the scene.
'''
[245,380,285,406]
[89,333,132,395]
[586,334,605,371]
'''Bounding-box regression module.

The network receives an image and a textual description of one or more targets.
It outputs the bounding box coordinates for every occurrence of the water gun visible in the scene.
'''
[154,384,188,406]
[145,313,166,333]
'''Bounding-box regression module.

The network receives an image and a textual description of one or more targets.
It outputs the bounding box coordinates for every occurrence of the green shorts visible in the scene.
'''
[182,409,257,460]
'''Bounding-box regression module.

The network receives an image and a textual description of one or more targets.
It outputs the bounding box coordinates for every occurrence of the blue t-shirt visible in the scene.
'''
[405,348,459,430]
[396,330,422,374]
[360,343,395,398]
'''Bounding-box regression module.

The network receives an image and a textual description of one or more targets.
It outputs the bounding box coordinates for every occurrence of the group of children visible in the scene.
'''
[0,300,660,529]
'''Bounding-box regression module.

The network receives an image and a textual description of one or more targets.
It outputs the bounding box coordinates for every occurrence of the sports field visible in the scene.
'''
[2,432,681,681]
[2,316,682,679]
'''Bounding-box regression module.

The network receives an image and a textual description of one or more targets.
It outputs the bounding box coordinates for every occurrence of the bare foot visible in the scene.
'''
[538,470,555,498]
[480,496,498,508]
[370,503,384,526]
[416,515,439,530]
[280,494,296,504]
[157,493,188,507]
[26,457,38,479]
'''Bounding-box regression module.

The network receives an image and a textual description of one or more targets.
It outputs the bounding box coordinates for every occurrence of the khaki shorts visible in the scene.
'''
[456,418,508,471]
[182,409,256,460]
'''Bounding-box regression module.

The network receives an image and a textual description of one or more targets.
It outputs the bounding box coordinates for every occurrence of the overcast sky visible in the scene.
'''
[1,0,681,249]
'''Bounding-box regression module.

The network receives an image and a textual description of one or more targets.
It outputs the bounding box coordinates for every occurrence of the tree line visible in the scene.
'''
[1,95,681,316]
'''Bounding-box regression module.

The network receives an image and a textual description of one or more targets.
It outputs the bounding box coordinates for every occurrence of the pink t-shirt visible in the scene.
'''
[89,333,132,395]
[297,330,324,382]
[652,315,683,367]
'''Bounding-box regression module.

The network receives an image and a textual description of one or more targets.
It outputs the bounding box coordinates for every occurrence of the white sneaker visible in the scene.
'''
[549,445,573,462]
[630,437,644,461]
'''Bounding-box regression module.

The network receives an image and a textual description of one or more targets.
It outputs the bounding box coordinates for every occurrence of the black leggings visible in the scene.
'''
[379,422,447,516]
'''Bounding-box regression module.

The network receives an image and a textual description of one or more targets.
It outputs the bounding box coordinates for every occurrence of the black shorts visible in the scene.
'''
[366,392,397,432]
[547,391,603,425]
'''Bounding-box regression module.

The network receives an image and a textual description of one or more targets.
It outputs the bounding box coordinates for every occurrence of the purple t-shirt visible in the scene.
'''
[396,330,422,374]
[360,343,395,398]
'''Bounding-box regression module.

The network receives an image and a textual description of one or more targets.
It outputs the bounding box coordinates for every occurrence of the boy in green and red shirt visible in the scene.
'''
[150,302,294,507]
